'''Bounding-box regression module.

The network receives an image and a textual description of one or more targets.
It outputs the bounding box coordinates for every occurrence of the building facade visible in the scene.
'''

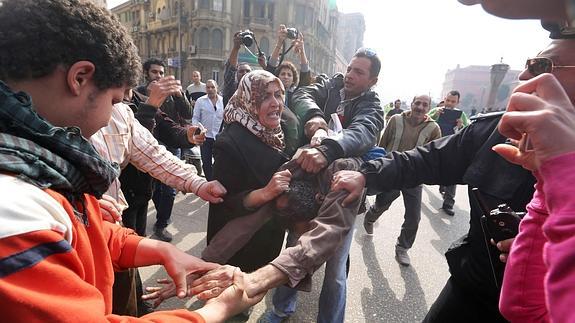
[111,0,361,87]
[441,64,521,114]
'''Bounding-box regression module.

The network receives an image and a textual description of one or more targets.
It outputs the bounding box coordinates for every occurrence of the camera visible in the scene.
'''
[238,30,255,47]
[472,188,524,242]
[286,27,299,40]
[481,204,523,242]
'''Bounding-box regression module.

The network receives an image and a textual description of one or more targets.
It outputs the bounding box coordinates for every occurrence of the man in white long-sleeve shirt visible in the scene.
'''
[192,80,224,180]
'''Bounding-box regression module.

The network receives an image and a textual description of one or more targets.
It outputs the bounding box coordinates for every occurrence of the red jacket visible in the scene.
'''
[0,185,204,323]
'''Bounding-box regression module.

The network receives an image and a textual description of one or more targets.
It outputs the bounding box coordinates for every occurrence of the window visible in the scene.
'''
[213,0,223,12]
[267,3,274,19]
[199,0,210,9]
[255,0,265,18]
[212,70,220,84]
[295,5,305,25]
[244,0,250,17]
[212,29,223,50]
[199,27,209,49]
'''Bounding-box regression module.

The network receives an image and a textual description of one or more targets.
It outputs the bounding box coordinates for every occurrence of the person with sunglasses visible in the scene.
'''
[329,69,540,323]
[495,37,575,322]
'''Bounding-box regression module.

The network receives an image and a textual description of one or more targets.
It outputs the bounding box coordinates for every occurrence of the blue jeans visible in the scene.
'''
[152,148,179,229]
[271,223,355,323]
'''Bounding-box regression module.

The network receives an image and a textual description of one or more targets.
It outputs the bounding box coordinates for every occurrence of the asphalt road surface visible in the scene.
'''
[140,184,470,322]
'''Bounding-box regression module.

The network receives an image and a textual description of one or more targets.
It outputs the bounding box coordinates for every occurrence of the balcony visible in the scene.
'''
[147,17,177,31]
[242,16,273,30]
[190,48,224,61]
[190,9,231,21]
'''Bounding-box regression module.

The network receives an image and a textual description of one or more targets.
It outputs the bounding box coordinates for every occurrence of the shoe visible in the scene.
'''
[258,310,287,323]
[441,207,455,216]
[152,227,173,242]
[395,248,411,266]
[363,218,374,235]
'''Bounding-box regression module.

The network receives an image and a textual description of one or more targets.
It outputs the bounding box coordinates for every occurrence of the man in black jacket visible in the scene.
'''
[331,113,535,322]
[134,58,193,242]
[260,48,384,323]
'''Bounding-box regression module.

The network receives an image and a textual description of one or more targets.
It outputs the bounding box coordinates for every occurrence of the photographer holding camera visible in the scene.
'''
[267,24,312,100]
[222,31,253,107]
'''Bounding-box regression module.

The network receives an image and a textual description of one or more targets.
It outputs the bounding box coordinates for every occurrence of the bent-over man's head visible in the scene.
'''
[0,0,141,137]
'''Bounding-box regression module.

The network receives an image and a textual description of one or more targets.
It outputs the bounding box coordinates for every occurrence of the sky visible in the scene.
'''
[107,0,551,103]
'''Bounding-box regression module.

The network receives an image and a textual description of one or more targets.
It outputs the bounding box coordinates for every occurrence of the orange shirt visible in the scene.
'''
[0,180,204,323]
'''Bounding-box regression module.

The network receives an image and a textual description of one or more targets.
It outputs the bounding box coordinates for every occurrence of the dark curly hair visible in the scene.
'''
[0,0,141,89]
[277,61,299,88]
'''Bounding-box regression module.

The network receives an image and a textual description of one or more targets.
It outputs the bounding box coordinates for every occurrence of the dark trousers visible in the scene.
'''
[122,194,149,236]
[200,137,215,181]
[440,184,457,209]
[151,148,179,230]
[423,277,508,323]
[365,185,422,250]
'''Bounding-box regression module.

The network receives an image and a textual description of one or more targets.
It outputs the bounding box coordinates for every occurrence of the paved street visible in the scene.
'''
[140,184,470,322]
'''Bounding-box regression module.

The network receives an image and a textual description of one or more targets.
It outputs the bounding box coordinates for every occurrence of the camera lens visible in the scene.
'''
[286,28,298,40]
[242,35,253,47]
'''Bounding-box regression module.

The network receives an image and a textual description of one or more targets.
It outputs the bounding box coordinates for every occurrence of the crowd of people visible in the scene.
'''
[1,0,575,322]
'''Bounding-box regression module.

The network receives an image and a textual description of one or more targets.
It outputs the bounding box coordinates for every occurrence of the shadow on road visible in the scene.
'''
[358,235,427,322]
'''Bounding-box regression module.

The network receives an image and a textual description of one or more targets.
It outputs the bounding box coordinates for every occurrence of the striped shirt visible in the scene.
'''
[89,103,206,209]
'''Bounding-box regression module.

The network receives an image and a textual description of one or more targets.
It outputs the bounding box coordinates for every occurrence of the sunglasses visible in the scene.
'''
[355,47,377,57]
[525,57,575,76]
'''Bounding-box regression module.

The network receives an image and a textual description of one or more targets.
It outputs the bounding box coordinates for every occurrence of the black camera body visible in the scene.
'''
[472,188,523,243]
[238,30,254,47]
[481,204,523,242]
[286,27,299,40]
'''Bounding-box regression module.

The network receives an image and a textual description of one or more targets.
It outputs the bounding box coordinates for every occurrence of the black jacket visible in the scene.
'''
[291,73,384,163]
[207,122,289,272]
[361,113,535,309]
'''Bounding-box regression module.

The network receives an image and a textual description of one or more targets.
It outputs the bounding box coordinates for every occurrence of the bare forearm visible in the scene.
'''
[132,238,174,267]
[243,188,272,209]
[243,265,288,297]
[229,46,240,67]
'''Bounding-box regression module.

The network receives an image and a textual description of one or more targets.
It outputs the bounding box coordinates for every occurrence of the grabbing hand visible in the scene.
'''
[493,73,575,170]
[98,194,123,223]
[142,276,197,308]
[263,169,292,201]
[196,180,227,203]
[146,76,183,108]
[331,170,366,207]
[296,148,328,173]
[310,128,328,147]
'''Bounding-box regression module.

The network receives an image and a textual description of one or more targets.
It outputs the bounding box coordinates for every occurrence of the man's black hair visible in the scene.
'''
[448,90,461,100]
[353,51,382,78]
[143,58,166,74]
[0,0,141,89]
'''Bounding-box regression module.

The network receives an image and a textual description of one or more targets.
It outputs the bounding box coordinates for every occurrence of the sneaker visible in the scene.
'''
[441,207,455,216]
[152,228,173,242]
[395,248,411,266]
[363,218,374,235]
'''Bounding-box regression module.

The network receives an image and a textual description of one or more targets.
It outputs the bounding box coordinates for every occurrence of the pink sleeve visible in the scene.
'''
[499,183,550,323]
[540,152,575,323]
